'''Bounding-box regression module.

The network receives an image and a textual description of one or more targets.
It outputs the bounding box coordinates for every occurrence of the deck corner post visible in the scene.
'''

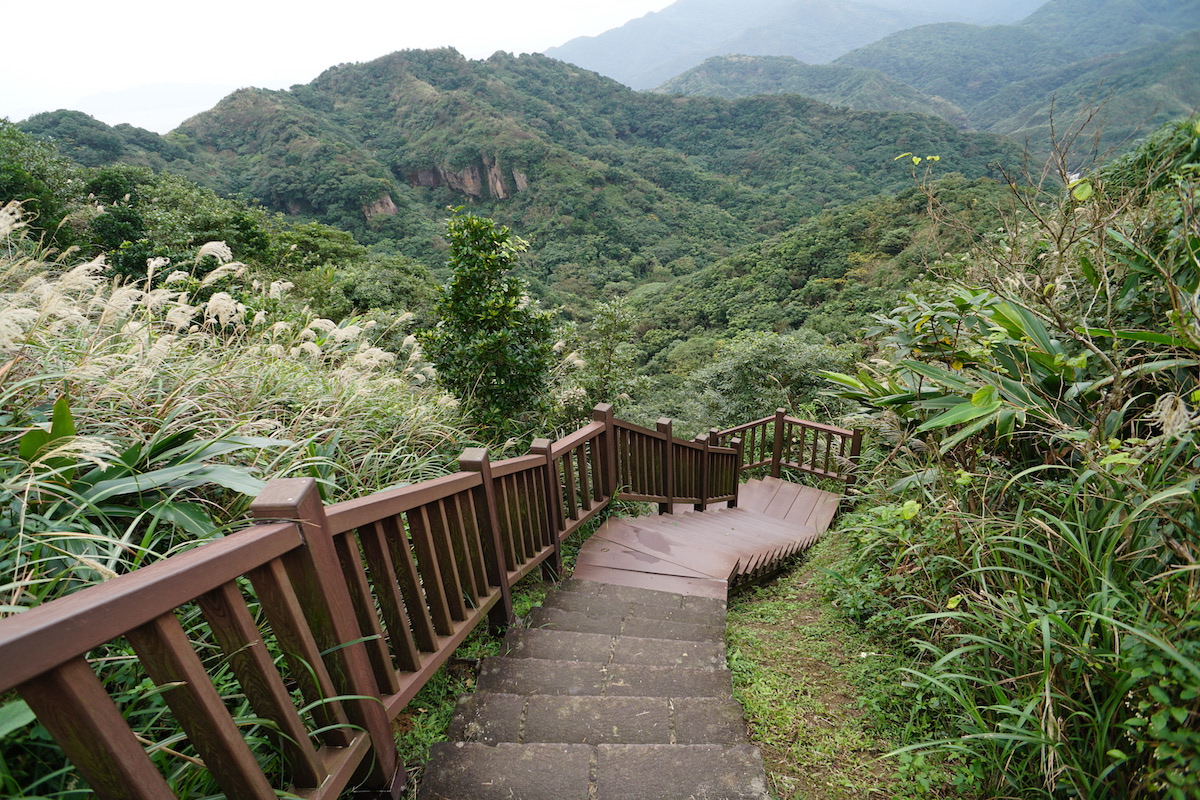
[249,478,401,792]
[459,448,515,631]
[593,403,618,500]
[845,428,864,492]
[729,436,744,508]
[694,432,710,512]
[529,438,563,580]
[771,408,786,478]
[657,418,674,515]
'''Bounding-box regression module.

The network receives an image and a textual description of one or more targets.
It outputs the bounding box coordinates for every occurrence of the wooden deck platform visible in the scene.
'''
[574,477,842,598]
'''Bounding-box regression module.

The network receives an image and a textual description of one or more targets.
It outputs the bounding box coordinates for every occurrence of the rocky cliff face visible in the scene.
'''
[405,156,527,199]
[363,195,398,220]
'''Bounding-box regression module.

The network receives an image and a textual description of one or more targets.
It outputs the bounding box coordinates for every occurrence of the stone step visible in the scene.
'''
[525,606,723,642]
[542,589,725,627]
[502,627,725,668]
[447,693,749,746]
[476,657,733,698]
[417,742,770,800]
[554,578,727,614]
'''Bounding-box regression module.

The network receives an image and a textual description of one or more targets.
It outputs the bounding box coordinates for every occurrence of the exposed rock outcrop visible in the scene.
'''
[363,194,398,220]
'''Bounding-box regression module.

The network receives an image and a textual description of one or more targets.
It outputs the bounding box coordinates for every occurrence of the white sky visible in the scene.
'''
[2,0,674,134]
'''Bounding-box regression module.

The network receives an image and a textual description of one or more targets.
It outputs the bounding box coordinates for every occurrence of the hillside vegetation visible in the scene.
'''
[653,55,968,126]
[545,0,1043,90]
[19,49,1019,316]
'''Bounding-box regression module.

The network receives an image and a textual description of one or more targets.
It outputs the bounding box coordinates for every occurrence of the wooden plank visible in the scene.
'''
[249,558,353,748]
[357,520,422,672]
[380,514,438,652]
[408,505,455,636]
[19,658,175,800]
[0,522,298,692]
[577,540,728,580]
[197,581,325,789]
[325,471,480,533]
[333,533,400,694]
[126,613,278,800]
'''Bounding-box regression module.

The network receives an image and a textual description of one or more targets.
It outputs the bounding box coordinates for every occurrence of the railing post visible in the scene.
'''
[657,418,674,515]
[250,478,403,797]
[529,438,564,580]
[694,432,710,512]
[729,436,743,508]
[459,448,515,632]
[593,403,618,500]
[771,408,786,478]
[845,428,864,492]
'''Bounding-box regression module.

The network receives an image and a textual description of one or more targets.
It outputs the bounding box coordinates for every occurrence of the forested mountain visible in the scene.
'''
[653,56,968,126]
[653,0,1199,163]
[544,0,1044,90]
[21,49,1019,313]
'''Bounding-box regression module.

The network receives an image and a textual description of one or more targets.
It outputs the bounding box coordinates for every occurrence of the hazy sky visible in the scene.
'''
[2,0,673,134]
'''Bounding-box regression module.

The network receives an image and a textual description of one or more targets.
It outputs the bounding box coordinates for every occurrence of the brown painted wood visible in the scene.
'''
[127,612,279,800]
[0,522,298,692]
[249,558,353,748]
[408,505,456,635]
[250,479,400,791]
[333,533,400,694]
[460,448,515,629]
[570,564,727,600]
[379,514,438,653]
[19,658,175,800]
[357,520,423,671]
[197,581,325,788]
[325,472,480,533]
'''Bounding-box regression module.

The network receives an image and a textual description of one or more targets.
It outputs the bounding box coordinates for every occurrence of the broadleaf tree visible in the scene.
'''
[422,209,555,435]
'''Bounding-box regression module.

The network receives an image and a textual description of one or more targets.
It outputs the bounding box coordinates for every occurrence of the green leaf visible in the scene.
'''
[971,385,998,407]
[917,398,1001,431]
[49,395,76,441]
[18,427,50,461]
[0,698,36,737]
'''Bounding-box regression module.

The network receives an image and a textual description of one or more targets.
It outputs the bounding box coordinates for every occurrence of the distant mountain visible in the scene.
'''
[972,31,1200,158]
[22,49,1020,311]
[830,0,1200,159]
[653,55,968,126]
[544,0,1044,90]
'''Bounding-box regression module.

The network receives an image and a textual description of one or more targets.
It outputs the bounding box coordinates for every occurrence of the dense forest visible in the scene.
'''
[3,0,1200,793]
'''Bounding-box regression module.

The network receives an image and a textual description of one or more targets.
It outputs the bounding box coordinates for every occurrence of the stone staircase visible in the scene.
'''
[416,477,842,800]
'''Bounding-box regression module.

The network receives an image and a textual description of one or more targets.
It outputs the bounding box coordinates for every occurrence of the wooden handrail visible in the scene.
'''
[0,403,856,799]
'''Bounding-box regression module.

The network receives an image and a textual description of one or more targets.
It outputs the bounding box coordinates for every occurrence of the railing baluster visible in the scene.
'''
[459,448,515,630]
[198,580,325,788]
[126,612,279,800]
[379,514,438,652]
[358,520,423,670]
[334,533,401,693]
[18,658,175,800]
[250,558,353,747]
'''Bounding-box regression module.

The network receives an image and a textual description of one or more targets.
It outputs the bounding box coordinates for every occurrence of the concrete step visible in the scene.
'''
[553,578,728,612]
[476,657,733,698]
[502,627,725,668]
[542,589,725,627]
[447,693,749,746]
[417,742,770,800]
[525,606,723,642]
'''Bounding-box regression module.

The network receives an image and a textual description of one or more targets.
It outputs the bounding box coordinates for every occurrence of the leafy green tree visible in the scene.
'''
[421,210,554,434]
[685,330,856,427]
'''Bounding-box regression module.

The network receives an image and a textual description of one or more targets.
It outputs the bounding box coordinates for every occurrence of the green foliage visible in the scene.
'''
[421,211,555,434]
[824,118,1200,798]
[684,330,856,429]
[654,55,968,127]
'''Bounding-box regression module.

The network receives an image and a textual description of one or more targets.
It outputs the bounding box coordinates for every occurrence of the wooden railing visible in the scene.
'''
[715,408,862,488]
[0,404,857,799]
